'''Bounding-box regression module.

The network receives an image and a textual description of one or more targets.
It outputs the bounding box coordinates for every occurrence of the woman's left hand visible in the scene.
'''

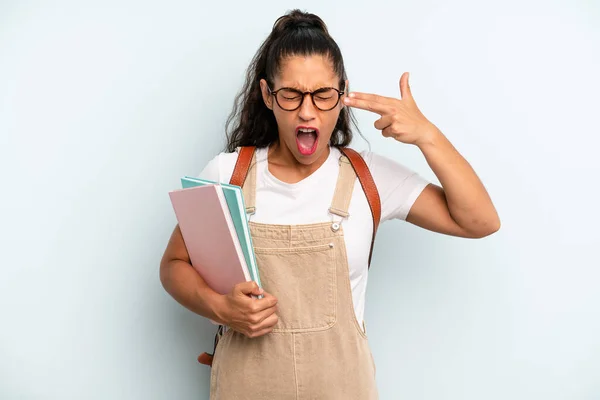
[343,72,440,147]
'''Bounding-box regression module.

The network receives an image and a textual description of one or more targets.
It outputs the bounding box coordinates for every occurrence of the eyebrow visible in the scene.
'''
[280,85,335,92]
[279,83,337,91]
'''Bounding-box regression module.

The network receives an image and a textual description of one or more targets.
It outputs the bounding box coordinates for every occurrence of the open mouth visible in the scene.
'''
[296,126,319,156]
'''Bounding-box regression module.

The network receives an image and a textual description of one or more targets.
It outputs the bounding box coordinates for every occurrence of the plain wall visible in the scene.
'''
[1,0,599,398]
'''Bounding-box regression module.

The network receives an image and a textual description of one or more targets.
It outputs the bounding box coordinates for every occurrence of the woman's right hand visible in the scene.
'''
[216,281,279,338]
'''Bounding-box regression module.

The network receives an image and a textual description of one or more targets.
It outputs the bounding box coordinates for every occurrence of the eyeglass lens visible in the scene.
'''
[276,88,340,111]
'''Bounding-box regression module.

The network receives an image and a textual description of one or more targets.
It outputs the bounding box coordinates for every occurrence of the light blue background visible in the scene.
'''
[1,1,599,399]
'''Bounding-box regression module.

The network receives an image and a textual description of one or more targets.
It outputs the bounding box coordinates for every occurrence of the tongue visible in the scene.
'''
[297,131,317,150]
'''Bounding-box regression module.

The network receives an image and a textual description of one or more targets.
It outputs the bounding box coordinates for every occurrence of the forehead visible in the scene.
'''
[275,55,338,90]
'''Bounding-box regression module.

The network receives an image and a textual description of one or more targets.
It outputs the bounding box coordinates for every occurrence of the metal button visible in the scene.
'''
[331,222,340,231]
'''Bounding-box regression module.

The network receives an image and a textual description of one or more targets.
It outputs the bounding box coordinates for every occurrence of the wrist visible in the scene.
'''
[415,124,445,150]
[207,291,229,325]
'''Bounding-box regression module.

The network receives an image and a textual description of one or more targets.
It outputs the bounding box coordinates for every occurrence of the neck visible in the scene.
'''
[267,141,330,183]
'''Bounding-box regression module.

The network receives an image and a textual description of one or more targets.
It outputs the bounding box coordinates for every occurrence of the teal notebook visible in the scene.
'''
[181,176,261,288]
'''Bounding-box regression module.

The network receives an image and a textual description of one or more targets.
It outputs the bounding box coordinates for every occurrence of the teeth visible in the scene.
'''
[298,128,316,133]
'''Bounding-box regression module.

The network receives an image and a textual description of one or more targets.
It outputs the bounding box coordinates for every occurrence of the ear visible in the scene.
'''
[260,79,274,110]
[340,79,349,109]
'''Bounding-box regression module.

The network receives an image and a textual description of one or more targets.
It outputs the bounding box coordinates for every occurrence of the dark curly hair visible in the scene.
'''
[224,9,360,153]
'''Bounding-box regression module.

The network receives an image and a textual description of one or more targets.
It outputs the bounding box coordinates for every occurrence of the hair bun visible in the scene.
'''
[272,9,329,35]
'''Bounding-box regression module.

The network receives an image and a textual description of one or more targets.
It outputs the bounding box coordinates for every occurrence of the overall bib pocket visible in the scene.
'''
[254,243,337,332]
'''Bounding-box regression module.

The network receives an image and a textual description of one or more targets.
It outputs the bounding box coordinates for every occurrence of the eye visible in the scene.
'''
[314,88,336,100]
[279,89,302,101]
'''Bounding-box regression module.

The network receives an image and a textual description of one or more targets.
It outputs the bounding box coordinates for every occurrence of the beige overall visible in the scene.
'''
[210,154,378,399]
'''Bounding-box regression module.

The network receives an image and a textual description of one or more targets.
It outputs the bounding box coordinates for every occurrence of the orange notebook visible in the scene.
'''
[169,184,251,295]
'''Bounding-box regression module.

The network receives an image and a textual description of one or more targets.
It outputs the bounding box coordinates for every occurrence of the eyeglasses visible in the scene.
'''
[267,84,345,111]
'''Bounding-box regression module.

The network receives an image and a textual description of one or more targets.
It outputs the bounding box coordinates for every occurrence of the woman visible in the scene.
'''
[160,9,500,399]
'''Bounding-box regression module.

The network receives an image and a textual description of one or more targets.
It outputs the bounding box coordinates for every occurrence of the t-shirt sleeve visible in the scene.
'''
[197,151,239,183]
[361,150,430,222]
[197,153,222,182]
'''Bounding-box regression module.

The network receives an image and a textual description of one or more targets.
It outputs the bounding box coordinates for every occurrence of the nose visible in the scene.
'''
[297,93,317,121]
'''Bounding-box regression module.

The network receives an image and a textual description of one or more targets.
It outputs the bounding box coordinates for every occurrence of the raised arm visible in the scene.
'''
[343,72,500,238]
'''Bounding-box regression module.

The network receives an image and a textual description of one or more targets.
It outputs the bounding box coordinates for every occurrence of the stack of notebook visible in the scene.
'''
[168,177,261,296]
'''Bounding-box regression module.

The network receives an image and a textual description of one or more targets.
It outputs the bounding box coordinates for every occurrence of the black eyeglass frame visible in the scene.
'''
[266,84,346,111]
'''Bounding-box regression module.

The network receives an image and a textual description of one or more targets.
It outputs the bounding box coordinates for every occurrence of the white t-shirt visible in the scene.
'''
[198,146,430,325]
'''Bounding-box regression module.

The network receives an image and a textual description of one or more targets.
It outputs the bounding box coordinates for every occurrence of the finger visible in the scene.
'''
[348,92,398,104]
[344,96,394,115]
[381,124,400,138]
[235,281,263,296]
[247,313,279,338]
[399,72,413,101]
[256,312,279,331]
[248,303,278,325]
[249,284,265,297]
[374,115,394,131]
[247,325,275,338]
[251,292,278,312]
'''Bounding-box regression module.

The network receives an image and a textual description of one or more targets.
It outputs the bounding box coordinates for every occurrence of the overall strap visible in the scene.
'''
[230,146,381,267]
[328,154,356,220]
[339,147,381,267]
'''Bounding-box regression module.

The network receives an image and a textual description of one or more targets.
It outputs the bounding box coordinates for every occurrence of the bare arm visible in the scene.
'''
[344,72,500,238]
[406,129,500,238]
[159,225,227,322]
